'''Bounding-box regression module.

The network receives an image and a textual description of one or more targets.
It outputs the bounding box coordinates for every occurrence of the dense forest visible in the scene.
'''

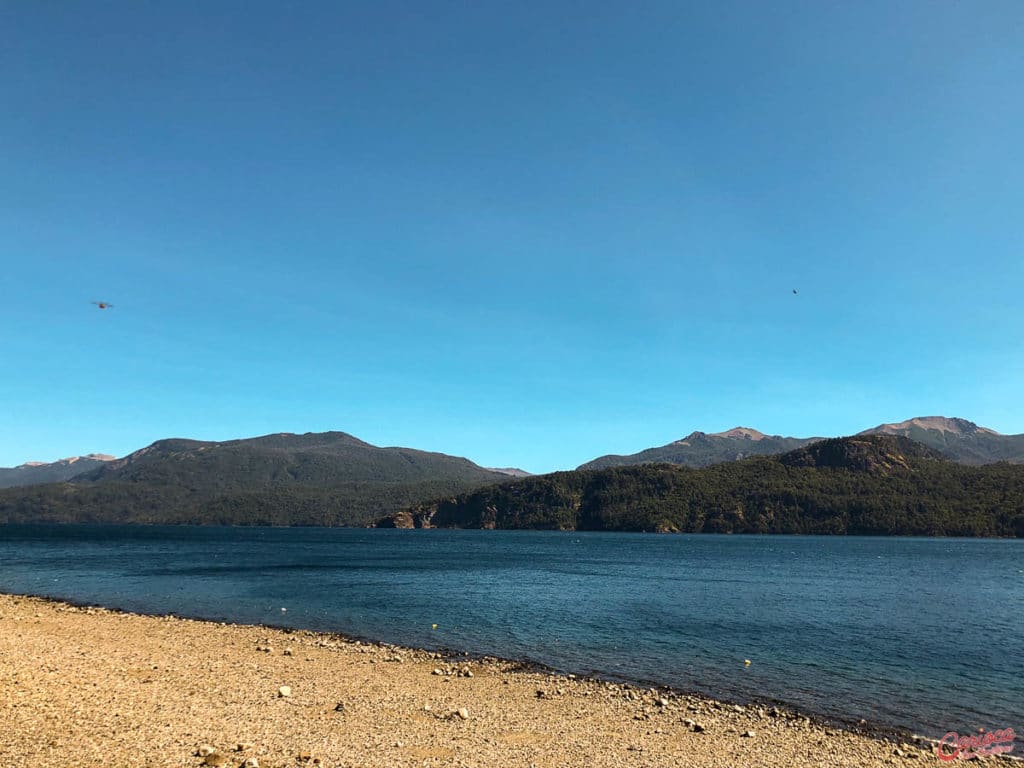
[379,436,1024,537]
[0,478,498,528]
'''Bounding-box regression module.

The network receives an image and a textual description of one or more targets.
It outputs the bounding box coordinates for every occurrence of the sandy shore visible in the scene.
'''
[0,593,969,767]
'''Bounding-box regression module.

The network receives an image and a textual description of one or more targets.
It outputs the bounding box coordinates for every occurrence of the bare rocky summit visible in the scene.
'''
[858,416,1024,465]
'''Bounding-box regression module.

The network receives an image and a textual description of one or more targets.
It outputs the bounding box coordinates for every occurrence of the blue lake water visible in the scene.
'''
[1,525,1021,743]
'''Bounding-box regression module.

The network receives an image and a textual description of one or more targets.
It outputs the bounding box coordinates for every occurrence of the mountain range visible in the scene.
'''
[1,416,1022,534]
[579,417,1024,470]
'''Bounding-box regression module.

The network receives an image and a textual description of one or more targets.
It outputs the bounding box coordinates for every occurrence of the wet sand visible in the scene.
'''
[0,593,973,767]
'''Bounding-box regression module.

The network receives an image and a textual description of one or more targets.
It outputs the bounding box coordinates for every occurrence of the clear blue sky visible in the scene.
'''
[2,1,1022,473]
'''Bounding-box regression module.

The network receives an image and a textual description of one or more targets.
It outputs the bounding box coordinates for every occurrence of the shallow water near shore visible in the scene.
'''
[1,525,1021,743]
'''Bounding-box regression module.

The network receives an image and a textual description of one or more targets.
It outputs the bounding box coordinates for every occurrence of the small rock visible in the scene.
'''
[203,753,228,767]
[334,702,345,712]
[432,668,443,676]
[278,685,292,698]
[283,647,293,656]
[243,759,259,768]
[742,730,756,738]
[197,745,216,757]
[456,708,469,720]
[236,742,254,752]
[657,698,669,707]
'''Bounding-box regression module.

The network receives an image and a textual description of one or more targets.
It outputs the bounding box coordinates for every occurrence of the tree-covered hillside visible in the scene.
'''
[381,436,1024,537]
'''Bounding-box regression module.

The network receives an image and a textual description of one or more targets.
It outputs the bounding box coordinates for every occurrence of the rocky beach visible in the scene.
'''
[0,592,982,768]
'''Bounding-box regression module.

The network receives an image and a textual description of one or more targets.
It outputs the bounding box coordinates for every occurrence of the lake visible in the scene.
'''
[1,524,1020,743]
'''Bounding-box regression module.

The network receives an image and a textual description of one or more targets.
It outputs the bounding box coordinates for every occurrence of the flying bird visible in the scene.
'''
[792,289,798,295]
[91,301,114,310]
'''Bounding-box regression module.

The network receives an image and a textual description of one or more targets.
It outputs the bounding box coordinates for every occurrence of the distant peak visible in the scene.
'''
[673,427,769,444]
[708,427,768,441]
[486,467,533,477]
[16,454,115,469]
[862,416,1000,437]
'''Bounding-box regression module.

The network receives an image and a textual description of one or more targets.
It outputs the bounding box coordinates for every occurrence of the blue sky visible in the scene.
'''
[2,1,1022,473]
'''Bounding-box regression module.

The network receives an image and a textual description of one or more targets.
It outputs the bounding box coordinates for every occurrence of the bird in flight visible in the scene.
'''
[792,289,798,295]
[91,301,114,310]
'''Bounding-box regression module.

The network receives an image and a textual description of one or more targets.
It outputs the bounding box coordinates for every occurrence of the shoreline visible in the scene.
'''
[4,591,914,743]
[1,590,920,742]
[3,592,1002,768]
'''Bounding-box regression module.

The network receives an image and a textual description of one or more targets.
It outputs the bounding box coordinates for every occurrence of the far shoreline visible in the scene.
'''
[2,520,1022,538]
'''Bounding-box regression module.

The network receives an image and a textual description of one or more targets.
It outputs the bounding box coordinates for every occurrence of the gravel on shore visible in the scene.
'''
[0,593,985,767]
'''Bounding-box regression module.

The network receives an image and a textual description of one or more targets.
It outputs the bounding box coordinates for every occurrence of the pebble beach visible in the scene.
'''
[0,592,996,768]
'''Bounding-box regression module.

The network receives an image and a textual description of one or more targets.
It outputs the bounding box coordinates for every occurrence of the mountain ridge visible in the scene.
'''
[0,454,116,489]
[860,416,1000,436]
[0,431,511,527]
[580,416,1024,470]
